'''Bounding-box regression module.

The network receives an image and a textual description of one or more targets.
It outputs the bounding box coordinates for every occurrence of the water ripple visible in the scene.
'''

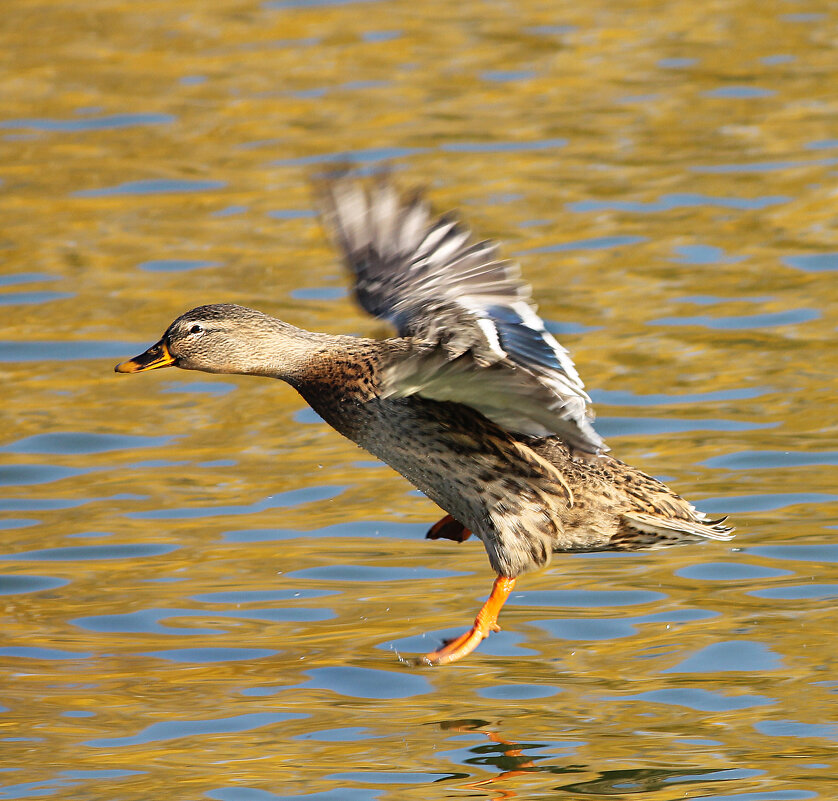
[510,588,665,607]
[0,432,173,455]
[0,340,150,362]
[72,179,226,198]
[477,683,561,700]
[266,0,385,8]
[0,518,38,530]
[128,484,344,519]
[301,666,432,699]
[0,272,59,288]
[693,156,838,173]
[0,290,73,306]
[84,712,306,748]
[0,575,69,595]
[0,112,175,132]
[755,720,838,741]
[441,137,567,153]
[293,725,383,741]
[194,589,336,603]
[568,193,788,213]
[784,253,838,272]
[746,544,838,564]
[591,386,771,407]
[677,562,792,581]
[75,605,334,634]
[749,584,838,601]
[0,543,178,561]
[650,309,819,329]
[142,647,278,663]
[521,235,647,255]
[0,464,91,486]
[596,416,774,438]
[138,259,219,273]
[286,565,465,582]
[703,86,775,99]
[534,608,716,642]
[0,646,93,660]
[663,640,783,673]
[672,244,742,264]
[699,494,838,514]
[615,687,774,712]
[704,450,838,470]
[271,146,423,167]
[223,519,425,543]
[74,609,225,636]
[209,790,378,801]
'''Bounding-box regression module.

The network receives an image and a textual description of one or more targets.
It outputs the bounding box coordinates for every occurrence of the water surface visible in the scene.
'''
[1,0,836,799]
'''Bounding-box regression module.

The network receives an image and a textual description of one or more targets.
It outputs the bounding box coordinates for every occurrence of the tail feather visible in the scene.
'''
[621,510,734,544]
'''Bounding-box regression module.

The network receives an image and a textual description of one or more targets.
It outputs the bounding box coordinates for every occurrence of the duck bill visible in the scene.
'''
[114,340,176,373]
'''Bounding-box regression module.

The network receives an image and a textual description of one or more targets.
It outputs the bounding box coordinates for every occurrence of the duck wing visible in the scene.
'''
[319,179,606,454]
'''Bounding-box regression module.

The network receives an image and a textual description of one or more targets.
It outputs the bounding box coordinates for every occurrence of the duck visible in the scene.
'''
[115,178,733,666]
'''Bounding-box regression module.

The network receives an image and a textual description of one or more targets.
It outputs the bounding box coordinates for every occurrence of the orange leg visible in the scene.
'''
[426,514,472,543]
[419,575,516,666]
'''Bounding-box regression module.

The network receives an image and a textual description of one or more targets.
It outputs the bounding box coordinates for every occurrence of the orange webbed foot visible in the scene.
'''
[417,576,516,666]
[426,514,472,543]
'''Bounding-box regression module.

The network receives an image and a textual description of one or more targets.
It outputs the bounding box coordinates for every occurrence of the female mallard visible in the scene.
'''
[116,179,732,666]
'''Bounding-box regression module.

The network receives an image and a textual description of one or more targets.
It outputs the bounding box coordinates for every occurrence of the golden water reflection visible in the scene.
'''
[1,0,837,798]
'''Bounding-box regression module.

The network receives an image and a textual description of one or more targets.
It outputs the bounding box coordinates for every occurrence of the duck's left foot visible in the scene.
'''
[426,514,472,542]
[417,576,516,666]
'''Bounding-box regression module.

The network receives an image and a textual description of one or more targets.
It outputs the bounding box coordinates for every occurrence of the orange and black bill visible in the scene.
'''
[114,340,176,373]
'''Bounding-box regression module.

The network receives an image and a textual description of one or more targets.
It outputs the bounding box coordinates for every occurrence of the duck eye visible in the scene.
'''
[189,324,204,335]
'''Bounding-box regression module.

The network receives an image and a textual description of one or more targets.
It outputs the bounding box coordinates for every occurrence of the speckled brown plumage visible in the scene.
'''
[115,178,732,666]
[288,342,731,579]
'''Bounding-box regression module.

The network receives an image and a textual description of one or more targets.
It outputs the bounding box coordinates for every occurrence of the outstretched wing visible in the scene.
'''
[319,178,606,454]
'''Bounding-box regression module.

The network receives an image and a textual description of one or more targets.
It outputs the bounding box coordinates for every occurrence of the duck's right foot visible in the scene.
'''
[425,514,472,543]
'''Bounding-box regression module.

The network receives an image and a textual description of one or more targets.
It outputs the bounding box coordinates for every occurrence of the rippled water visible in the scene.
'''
[2,0,837,798]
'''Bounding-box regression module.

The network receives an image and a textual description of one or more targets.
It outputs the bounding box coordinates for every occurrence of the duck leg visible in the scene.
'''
[419,576,516,666]
[426,514,472,543]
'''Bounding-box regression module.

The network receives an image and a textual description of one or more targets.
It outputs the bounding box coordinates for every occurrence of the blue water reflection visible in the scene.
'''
[663,641,784,673]
[302,666,432,699]
[0,113,175,132]
[84,712,304,748]
[616,688,773,712]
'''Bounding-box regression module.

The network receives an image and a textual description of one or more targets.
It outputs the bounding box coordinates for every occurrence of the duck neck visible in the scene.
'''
[241,320,348,382]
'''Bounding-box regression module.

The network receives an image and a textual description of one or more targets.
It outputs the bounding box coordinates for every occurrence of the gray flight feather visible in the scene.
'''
[320,179,606,453]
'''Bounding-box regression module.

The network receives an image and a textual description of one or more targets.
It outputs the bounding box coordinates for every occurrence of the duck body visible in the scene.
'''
[280,335,730,579]
[116,179,732,665]
[291,344,568,578]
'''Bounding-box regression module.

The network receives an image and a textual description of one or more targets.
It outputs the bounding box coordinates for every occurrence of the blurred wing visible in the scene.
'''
[319,178,606,453]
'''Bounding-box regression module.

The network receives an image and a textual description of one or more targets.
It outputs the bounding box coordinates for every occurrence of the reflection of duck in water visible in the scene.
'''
[439,718,718,797]
[116,179,733,665]
[440,718,537,796]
